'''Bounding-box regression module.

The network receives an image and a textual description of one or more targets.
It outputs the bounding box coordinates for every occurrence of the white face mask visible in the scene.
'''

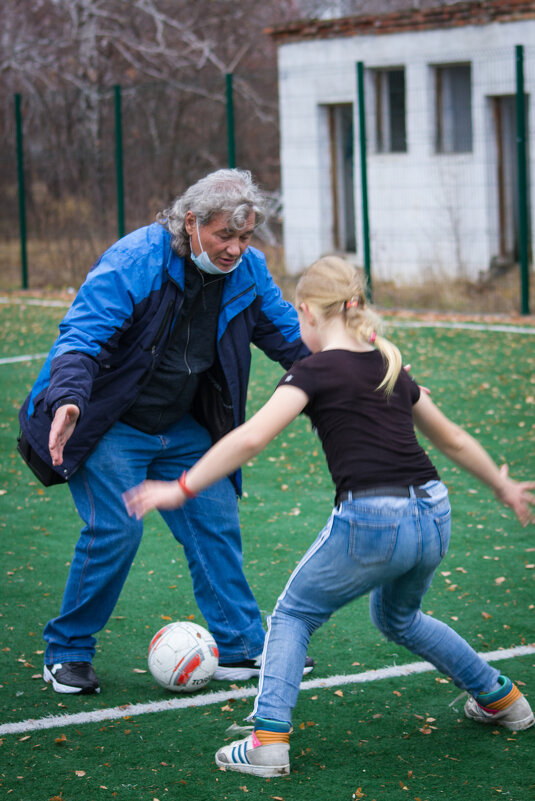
[190,219,242,275]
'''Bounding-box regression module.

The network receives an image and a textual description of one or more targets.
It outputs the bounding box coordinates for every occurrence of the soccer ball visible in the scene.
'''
[148,621,219,692]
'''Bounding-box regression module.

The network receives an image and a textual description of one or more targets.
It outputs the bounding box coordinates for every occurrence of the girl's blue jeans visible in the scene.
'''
[253,480,499,724]
[43,415,266,666]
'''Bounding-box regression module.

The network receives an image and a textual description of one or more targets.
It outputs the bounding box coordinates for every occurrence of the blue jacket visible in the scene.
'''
[19,223,308,489]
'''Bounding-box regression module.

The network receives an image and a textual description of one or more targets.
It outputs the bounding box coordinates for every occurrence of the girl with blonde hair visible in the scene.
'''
[124,256,534,777]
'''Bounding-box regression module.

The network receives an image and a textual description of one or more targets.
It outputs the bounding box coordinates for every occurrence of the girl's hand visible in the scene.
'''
[123,479,187,519]
[494,464,535,527]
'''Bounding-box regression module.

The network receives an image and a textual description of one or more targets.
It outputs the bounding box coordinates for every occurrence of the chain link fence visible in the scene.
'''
[2,68,280,290]
[3,46,534,314]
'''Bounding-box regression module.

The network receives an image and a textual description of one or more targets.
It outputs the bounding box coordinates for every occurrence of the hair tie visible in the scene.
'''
[345,298,359,309]
[369,331,377,344]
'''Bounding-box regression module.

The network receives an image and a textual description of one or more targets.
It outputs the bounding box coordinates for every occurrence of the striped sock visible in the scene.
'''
[253,716,291,745]
[476,675,522,713]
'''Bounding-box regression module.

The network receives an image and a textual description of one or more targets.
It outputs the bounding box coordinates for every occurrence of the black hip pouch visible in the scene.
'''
[17,432,66,486]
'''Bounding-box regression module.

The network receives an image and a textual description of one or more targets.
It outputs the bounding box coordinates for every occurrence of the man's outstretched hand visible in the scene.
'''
[49,404,80,466]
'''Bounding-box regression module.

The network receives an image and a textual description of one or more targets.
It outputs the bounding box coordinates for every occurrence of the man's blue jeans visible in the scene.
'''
[43,415,265,666]
[252,480,499,724]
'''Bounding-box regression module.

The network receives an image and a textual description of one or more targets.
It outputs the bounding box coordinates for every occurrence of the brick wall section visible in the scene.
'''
[266,0,535,42]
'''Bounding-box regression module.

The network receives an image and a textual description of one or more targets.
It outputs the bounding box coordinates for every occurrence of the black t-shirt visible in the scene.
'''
[278,349,439,496]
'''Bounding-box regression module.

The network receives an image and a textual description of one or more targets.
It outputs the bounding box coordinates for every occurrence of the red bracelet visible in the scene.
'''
[178,471,197,499]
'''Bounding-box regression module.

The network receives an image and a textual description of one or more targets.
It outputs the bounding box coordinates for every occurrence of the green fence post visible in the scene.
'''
[515,45,530,315]
[356,62,372,301]
[114,84,125,239]
[226,73,236,169]
[14,94,28,290]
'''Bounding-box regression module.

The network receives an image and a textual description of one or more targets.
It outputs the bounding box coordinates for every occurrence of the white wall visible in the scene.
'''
[278,21,535,281]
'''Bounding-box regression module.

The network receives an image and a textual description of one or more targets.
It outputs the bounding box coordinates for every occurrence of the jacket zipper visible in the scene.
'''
[150,299,174,352]
[220,283,256,311]
[184,319,192,375]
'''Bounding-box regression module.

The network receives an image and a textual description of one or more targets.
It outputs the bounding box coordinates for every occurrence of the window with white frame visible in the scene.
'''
[372,68,407,153]
[434,64,473,153]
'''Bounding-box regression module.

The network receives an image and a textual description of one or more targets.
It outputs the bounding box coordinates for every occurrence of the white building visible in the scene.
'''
[268,1,535,282]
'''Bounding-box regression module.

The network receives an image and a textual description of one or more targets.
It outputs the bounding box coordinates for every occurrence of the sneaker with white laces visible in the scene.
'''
[43,662,100,694]
[215,732,290,777]
[213,654,315,681]
[464,677,534,730]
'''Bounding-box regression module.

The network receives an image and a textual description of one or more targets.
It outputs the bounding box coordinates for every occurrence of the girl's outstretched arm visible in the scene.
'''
[123,385,309,519]
[413,391,535,526]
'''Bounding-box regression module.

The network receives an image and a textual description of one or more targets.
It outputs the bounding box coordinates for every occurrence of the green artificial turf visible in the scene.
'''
[0,299,533,800]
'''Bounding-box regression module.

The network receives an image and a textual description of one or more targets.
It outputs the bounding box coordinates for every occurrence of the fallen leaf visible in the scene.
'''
[334,689,344,697]
[482,612,492,620]
[75,770,86,777]
[494,577,506,585]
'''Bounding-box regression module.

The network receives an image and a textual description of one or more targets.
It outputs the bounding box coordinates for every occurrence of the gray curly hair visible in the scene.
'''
[157,168,266,257]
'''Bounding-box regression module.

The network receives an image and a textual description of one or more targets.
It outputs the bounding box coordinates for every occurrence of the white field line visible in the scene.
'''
[0,297,71,308]
[387,320,535,334]
[1,643,534,737]
[0,353,48,365]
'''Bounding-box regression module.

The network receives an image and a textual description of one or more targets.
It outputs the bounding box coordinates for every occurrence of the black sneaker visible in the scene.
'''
[213,654,315,681]
[43,662,100,694]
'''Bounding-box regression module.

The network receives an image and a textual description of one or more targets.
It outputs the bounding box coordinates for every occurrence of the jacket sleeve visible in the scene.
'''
[43,235,157,419]
[250,256,310,369]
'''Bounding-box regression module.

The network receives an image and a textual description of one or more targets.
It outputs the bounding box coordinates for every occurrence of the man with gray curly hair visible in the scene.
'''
[160,168,266,257]
[18,168,312,695]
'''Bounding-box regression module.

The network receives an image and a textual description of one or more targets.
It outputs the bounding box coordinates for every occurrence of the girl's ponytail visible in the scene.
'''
[373,332,402,396]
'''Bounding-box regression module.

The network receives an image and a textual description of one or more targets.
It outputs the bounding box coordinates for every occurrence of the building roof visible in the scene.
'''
[265,0,535,42]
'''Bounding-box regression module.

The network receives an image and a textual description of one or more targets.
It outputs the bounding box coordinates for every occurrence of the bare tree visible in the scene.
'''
[1,0,304,285]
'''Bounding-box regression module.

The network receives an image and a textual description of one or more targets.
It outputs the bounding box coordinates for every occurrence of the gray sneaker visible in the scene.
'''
[215,732,290,777]
[464,686,534,730]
